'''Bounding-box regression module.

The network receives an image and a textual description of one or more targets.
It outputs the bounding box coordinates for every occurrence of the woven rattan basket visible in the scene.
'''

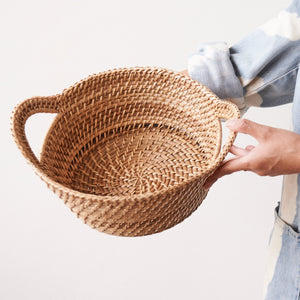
[11,67,240,236]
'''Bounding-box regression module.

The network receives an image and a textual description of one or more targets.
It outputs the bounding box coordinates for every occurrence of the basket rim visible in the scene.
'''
[12,66,240,205]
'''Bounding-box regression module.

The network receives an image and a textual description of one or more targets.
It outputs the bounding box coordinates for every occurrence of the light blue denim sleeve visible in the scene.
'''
[188,41,246,113]
[189,1,300,299]
[188,0,300,114]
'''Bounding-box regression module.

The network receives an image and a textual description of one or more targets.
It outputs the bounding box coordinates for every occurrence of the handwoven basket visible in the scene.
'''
[11,67,240,237]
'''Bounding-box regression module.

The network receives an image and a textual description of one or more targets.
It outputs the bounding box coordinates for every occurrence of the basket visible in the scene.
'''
[11,67,240,237]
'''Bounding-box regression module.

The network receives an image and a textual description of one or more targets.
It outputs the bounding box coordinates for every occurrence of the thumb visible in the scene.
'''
[225,119,269,141]
[204,156,249,190]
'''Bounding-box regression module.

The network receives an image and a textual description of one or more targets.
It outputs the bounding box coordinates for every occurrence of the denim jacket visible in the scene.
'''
[188,0,300,298]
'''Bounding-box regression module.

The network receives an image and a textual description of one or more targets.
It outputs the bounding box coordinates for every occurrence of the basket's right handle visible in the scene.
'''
[11,95,60,176]
[214,99,240,166]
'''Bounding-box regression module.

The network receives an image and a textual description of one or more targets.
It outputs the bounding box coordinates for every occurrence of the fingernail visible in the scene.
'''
[225,119,236,128]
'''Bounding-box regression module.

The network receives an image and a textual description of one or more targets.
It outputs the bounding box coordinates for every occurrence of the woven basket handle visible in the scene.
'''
[11,96,60,175]
[214,99,240,165]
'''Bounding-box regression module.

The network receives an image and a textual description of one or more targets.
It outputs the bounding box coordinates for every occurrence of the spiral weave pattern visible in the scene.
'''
[11,67,240,236]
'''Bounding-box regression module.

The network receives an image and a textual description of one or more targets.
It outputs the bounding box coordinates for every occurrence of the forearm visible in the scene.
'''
[230,0,300,108]
[187,0,300,112]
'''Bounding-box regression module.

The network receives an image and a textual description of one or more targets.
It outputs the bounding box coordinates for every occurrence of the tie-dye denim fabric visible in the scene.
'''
[188,0,300,299]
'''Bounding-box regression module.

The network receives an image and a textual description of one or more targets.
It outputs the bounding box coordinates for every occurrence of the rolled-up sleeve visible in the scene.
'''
[188,42,246,114]
[188,0,300,115]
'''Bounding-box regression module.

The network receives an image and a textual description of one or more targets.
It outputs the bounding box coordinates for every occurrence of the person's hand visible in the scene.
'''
[204,119,300,190]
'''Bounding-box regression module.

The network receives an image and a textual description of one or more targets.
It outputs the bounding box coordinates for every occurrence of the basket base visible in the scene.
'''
[69,124,209,196]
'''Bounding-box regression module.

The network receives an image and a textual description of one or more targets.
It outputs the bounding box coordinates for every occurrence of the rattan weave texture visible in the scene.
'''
[11,67,240,236]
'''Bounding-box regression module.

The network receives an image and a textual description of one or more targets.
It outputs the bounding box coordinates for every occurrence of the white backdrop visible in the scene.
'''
[1,0,292,299]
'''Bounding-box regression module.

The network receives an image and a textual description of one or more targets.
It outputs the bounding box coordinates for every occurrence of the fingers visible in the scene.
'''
[203,118,266,190]
[226,119,270,142]
[204,143,255,190]
[245,145,255,151]
[229,144,256,156]
[229,145,248,156]
[203,157,248,190]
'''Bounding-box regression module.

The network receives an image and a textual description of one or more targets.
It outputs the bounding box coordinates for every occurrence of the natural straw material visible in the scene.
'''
[11,67,240,236]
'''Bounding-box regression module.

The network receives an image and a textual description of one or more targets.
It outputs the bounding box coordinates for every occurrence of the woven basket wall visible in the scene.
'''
[11,67,240,236]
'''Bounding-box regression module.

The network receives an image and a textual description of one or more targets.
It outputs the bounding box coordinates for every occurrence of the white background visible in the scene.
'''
[1,0,292,299]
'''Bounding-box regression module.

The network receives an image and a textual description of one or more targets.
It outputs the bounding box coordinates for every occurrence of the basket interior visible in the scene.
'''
[40,70,221,196]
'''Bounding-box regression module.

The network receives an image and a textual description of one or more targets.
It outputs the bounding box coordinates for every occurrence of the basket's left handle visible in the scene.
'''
[11,95,60,175]
[213,99,240,166]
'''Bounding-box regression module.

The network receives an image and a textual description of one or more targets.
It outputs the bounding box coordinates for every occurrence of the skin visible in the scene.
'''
[179,70,300,190]
[204,119,300,190]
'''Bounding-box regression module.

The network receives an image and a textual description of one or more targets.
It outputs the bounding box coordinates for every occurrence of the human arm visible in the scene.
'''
[183,0,300,189]
[186,0,300,114]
